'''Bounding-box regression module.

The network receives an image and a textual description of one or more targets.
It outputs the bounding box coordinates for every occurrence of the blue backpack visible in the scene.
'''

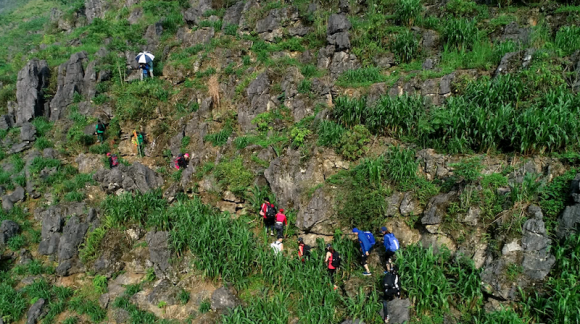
[364,231,376,247]
[385,233,400,252]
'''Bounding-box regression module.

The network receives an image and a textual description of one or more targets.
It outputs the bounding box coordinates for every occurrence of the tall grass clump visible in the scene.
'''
[317,120,347,147]
[390,30,420,63]
[443,18,479,50]
[397,244,482,319]
[555,26,580,56]
[395,0,423,26]
[336,67,385,87]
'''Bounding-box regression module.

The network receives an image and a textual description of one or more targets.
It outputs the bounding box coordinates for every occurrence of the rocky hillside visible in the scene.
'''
[1,0,580,323]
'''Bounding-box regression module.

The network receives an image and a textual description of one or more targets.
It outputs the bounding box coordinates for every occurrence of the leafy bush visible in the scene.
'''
[224,24,238,36]
[204,122,233,146]
[385,146,418,187]
[450,157,483,183]
[395,0,423,26]
[290,127,311,148]
[446,0,478,17]
[337,125,371,161]
[390,30,420,63]
[214,157,254,196]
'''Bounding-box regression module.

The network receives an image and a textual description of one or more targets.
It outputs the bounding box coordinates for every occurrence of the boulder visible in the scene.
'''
[521,205,554,280]
[20,122,37,142]
[421,192,455,225]
[500,22,531,43]
[146,231,171,278]
[422,30,440,53]
[177,27,215,48]
[16,59,50,125]
[327,14,351,51]
[439,73,455,96]
[183,0,212,25]
[378,298,411,324]
[557,173,580,238]
[0,220,20,247]
[50,52,89,121]
[494,49,534,77]
[256,9,283,42]
[211,287,240,312]
[93,162,164,194]
[1,186,26,211]
[329,51,361,79]
[222,1,244,29]
[26,298,46,324]
[147,279,181,306]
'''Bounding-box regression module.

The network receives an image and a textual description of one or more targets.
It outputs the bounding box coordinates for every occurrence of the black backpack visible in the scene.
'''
[97,123,105,132]
[383,272,400,295]
[331,251,341,268]
[265,203,276,220]
[302,244,311,257]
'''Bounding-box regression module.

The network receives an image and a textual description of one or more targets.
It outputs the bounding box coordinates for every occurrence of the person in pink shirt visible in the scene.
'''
[274,208,287,239]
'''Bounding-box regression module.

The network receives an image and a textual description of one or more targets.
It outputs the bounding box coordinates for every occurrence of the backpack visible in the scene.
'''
[265,203,276,220]
[364,231,376,247]
[331,251,341,268]
[111,155,119,167]
[97,123,105,132]
[302,244,311,257]
[383,272,399,292]
[385,233,399,252]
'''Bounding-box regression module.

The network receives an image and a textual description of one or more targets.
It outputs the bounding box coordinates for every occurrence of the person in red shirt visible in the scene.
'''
[325,243,338,290]
[297,237,310,263]
[260,197,275,236]
[274,208,287,239]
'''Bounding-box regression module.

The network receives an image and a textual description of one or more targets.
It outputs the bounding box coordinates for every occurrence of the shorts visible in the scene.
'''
[361,254,368,266]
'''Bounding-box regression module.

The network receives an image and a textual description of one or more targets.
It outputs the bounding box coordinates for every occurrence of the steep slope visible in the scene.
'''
[1,0,580,323]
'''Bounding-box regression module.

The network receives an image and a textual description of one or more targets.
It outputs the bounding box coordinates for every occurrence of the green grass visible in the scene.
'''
[336,67,386,87]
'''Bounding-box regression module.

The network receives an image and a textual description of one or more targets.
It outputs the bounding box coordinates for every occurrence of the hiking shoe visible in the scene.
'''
[384,315,390,323]
[363,271,371,276]
[270,231,274,236]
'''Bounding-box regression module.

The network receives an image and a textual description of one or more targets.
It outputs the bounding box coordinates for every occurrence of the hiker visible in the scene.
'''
[382,265,401,324]
[174,153,190,170]
[270,237,283,255]
[132,130,145,157]
[324,243,340,290]
[381,226,399,273]
[107,153,119,169]
[139,62,153,80]
[274,208,288,239]
[352,228,375,276]
[95,120,106,143]
[298,237,311,263]
[259,197,276,236]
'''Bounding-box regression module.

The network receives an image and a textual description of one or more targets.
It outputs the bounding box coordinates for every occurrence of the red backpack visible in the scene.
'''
[111,155,119,167]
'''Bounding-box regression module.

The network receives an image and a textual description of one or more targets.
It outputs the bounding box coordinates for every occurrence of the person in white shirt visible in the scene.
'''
[270,238,284,255]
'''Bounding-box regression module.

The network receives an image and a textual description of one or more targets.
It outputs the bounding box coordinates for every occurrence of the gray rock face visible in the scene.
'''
[85,0,108,23]
[38,207,65,256]
[222,1,244,29]
[93,162,164,194]
[176,27,215,47]
[238,72,271,131]
[494,49,534,77]
[422,30,440,53]
[0,114,15,130]
[56,215,89,276]
[329,51,360,78]
[16,59,50,125]
[182,0,212,25]
[1,186,26,211]
[50,52,89,121]
[421,192,455,225]
[296,188,335,234]
[327,14,351,51]
[211,287,240,312]
[439,73,455,95]
[147,279,181,306]
[26,298,46,324]
[20,122,36,142]
[521,205,554,280]
[500,22,530,43]
[557,173,580,238]
[0,220,20,247]
[146,231,171,278]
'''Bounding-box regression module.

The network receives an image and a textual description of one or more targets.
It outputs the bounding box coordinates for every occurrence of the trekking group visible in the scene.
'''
[260,198,401,324]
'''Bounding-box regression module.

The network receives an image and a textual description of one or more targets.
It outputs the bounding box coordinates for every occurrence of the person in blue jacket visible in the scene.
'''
[381,226,399,273]
[352,228,373,276]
